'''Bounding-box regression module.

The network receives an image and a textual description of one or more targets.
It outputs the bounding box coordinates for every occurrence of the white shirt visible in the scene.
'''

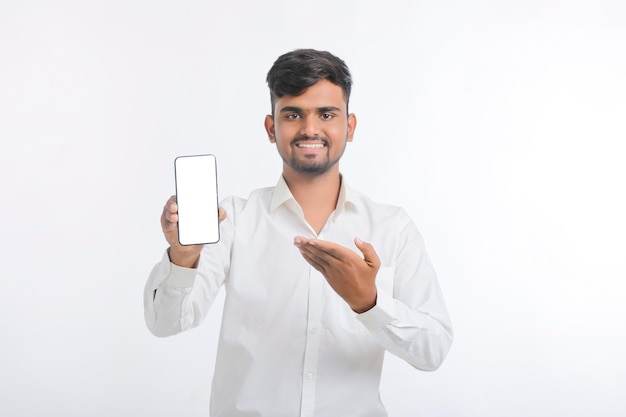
[144,176,453,417]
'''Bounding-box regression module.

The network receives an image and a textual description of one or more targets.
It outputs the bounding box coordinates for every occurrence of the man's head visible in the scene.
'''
[264,49,357,178]
[266,49,352,115]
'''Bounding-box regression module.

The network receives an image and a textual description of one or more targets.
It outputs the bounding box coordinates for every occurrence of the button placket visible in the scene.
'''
[299,267,323,417]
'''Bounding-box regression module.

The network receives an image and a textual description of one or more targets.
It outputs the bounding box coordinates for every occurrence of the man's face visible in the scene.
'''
[264,79,356,176]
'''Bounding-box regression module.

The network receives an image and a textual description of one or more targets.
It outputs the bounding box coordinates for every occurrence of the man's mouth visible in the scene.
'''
[296,143,325,148]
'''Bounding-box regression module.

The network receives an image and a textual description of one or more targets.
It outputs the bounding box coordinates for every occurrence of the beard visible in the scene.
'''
[287,152,334,174]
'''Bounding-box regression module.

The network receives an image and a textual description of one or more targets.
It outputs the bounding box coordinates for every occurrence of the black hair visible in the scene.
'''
[266,49,352,114]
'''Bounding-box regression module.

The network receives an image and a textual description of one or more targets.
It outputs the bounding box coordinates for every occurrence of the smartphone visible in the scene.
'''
[174,154,220,245]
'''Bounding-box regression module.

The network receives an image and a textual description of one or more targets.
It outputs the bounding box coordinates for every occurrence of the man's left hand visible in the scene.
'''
[294,236,380,313]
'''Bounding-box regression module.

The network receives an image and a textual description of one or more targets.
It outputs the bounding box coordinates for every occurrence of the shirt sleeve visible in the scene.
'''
[356,219,454,371]
[143,198,234,337]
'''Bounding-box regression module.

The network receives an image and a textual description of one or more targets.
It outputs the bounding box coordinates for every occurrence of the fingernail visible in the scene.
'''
[355,238,363,245]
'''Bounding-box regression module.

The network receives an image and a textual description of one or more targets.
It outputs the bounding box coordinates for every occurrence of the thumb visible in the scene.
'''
[218,207,227,223]
[355,238,380,269]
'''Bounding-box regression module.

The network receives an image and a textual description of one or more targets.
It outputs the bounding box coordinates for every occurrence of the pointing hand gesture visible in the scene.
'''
[294,236,380,313]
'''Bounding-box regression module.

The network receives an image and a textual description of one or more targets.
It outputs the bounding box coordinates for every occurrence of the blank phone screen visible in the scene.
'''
[174,154,220,245]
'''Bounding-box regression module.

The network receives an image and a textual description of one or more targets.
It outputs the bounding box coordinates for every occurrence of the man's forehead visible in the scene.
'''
[274,80,347,111]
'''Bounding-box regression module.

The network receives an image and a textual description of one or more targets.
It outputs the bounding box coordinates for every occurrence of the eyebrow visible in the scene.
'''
[278,106,343,114]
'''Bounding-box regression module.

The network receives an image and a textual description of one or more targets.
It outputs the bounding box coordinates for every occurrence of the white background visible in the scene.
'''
[1,1,625,416]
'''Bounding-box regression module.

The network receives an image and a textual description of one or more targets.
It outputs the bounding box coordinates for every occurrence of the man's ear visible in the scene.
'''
[347,113,357,143]
[264,114,276,143]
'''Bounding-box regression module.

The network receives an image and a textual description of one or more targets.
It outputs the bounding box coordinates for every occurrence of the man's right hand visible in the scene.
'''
[161,195,227,268]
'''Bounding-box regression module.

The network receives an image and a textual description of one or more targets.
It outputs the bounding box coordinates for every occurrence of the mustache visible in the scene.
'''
[290,135,330,146]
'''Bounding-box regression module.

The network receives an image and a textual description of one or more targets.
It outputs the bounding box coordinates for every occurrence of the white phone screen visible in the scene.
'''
[174,154,220,245]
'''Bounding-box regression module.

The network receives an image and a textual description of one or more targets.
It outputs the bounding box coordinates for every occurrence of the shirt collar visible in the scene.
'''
[270,175,357,213]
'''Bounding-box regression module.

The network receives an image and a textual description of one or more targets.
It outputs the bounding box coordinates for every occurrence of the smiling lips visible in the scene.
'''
[296,143,325,148]
[293,137,328,149]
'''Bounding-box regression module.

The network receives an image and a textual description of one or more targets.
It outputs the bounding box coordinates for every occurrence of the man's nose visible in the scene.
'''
[300,114,321,137]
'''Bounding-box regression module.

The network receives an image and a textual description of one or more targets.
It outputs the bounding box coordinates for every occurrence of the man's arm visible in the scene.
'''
[293,226,453,371]
[143,196,230,337]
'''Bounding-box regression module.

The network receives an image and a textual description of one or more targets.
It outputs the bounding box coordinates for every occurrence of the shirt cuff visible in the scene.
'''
[356,290,397,329]
[167,262,197,287]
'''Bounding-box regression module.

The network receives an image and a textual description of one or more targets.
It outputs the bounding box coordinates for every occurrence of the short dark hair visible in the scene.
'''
[266,49,352,114]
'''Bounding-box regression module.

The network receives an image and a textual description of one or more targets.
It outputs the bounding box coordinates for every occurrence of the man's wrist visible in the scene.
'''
[351,292,378,314]
[168,247,201,268]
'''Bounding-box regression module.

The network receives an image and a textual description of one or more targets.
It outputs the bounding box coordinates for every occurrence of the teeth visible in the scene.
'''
[297,143,324,148]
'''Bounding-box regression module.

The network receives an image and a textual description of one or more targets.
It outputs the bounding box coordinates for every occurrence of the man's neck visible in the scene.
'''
[283,167,341,234]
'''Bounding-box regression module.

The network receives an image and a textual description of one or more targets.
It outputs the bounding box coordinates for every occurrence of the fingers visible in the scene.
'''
[294,236,344,260]
[298,250,328,273]
[294,236,380,271]
[294,237,328,270]
[162,196,227,229]
[293,237,360,272]
[161,196,179,231]
[354,238,381,269]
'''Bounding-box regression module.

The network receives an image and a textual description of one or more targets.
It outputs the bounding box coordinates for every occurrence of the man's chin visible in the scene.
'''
[296,166,329,175]
[287,157,332,174]
[292,164,333,175]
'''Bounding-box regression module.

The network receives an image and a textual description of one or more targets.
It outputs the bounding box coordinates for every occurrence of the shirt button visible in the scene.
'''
[306,372,314,380]
[309,327,318,334]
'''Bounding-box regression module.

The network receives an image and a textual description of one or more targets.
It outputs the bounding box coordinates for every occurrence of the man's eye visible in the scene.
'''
[286,113,301,120]
[321,113,334,120]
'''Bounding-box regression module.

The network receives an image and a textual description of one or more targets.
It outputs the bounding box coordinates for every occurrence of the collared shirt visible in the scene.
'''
[144,176,453,417]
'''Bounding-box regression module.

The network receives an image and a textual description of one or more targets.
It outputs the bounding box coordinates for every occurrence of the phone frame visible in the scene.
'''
[174,154,220,246]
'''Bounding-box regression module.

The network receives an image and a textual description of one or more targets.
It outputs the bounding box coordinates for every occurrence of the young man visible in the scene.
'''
[145,49,453,417]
